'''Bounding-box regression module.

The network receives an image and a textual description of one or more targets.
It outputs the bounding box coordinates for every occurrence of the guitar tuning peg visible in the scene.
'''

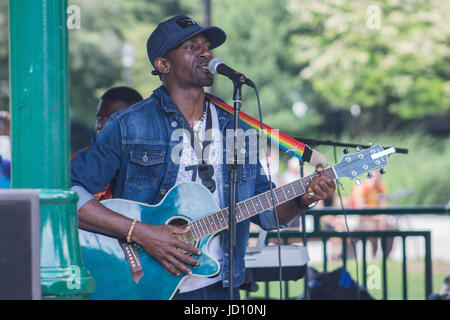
[355,146,361,152]
[355,178,362,185]
[343,148,350,154]
[367,171,375,179]
[379,168,386,175]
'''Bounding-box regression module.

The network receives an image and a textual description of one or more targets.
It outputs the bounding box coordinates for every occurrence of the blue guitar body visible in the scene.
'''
[79,182,221,300]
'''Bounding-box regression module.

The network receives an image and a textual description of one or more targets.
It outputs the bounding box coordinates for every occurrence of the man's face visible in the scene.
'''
[95,99,129,133]
[165,33,214,88]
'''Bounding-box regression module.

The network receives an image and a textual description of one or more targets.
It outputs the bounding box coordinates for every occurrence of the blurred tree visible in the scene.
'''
[1,0,448,139]
[212,0,324,137]
[68,0,127,127]
[288,0,450,135]
[67,0,198,128]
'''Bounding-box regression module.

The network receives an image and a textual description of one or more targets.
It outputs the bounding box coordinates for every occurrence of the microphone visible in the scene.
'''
[208,58,255,88]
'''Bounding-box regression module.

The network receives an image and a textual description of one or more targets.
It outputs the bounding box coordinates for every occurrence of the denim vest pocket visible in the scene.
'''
[236,161,257,202]
[126,146,166,189]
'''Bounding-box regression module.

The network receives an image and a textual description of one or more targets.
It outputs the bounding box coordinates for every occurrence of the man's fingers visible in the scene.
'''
[157,248,196,276]
[315,164,324,173]
[167,224,201,256]
[326,178,336,191]
[166,254,193,276]
[307,175,336,201]
[140,224,201,276]
[168,224,191,234]
[319,178,335,192]
[159,259,181,276]
[172,247,199,267]
[311,183,328,200]
[175,238,201,256]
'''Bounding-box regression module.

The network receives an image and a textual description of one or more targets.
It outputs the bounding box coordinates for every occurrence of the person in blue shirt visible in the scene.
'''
[71,15,336,299]
[0,111,11,188]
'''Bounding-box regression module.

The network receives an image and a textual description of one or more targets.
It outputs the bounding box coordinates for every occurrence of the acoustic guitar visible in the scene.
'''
[79,144,395,299]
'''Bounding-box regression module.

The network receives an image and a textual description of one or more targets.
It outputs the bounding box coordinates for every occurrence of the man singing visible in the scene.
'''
[71,15,335,300]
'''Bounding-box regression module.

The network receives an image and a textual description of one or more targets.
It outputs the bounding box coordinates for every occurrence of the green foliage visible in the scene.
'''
[379,133,450,206]
[210,0,326,137]
[67,0,198,126]
[1,0,448,134]
[288,0,450,131]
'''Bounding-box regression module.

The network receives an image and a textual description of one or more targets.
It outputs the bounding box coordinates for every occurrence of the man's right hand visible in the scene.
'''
[78,198,201,276]
[132,223,201,276]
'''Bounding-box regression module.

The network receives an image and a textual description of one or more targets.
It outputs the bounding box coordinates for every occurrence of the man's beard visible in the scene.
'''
[193,69,214,88]
[199,77,214,87]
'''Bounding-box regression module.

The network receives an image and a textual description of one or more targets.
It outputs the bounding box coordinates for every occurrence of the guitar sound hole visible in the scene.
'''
[167,217,197,254]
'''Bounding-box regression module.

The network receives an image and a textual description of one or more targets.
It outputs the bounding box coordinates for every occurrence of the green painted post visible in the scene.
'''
[9,0,95,299]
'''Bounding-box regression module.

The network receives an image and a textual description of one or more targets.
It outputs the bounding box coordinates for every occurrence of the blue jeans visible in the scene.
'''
[173,281,240,300]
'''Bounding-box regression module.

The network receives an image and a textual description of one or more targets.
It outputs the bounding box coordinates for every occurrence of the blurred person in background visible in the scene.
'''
[93,86,144,135]
[280,156,301,185]
[349,170,396,257]
[0,111,11,188]
[71,86,143,200]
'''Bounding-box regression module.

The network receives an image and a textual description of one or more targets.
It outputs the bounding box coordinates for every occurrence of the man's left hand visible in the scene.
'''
[300,164,336,207]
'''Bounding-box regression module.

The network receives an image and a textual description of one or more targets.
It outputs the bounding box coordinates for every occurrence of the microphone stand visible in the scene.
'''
[228,80,243,300]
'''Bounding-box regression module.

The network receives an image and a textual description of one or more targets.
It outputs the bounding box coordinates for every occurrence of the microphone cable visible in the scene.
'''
[252,84,284,300]
[248,84,361,300]
[333,146,360,300]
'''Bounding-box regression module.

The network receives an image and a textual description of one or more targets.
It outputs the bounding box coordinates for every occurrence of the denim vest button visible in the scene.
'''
[171,121,178,128]
[160,189,167,196]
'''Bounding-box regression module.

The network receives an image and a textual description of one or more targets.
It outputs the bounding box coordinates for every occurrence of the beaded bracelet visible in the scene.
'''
[126,217,139,243]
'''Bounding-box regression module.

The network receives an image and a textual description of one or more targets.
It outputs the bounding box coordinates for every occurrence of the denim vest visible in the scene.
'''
[71,86,278,287]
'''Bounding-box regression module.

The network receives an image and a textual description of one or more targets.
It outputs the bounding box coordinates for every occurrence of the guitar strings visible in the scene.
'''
[179,162,348,241]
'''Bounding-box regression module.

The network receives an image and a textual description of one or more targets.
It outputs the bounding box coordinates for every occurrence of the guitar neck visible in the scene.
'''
[189,166,337,240]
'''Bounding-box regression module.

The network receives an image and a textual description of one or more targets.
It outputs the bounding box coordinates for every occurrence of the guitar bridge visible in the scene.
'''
[119,240,144,284]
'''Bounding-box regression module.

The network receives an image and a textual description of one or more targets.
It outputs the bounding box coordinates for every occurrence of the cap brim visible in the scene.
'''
[148,23,227,68]
[169,26,227,52]
[198,26,227,49]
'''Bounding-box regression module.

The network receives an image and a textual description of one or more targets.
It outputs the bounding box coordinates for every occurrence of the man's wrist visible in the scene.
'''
[296,195,318,210]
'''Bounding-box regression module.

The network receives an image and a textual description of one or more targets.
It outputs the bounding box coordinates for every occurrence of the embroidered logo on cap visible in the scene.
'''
[176,17,197,29]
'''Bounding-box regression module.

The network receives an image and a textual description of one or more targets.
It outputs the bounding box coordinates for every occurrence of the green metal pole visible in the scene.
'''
[9,0,95,299]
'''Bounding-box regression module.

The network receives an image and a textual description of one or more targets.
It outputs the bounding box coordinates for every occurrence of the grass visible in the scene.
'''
[241,259,450,300]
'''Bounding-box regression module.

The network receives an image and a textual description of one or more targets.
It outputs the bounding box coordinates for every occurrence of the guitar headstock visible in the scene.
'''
[334,144,395,181]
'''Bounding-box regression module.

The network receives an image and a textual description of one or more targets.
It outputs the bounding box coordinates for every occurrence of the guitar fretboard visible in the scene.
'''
[187,167,336,241]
